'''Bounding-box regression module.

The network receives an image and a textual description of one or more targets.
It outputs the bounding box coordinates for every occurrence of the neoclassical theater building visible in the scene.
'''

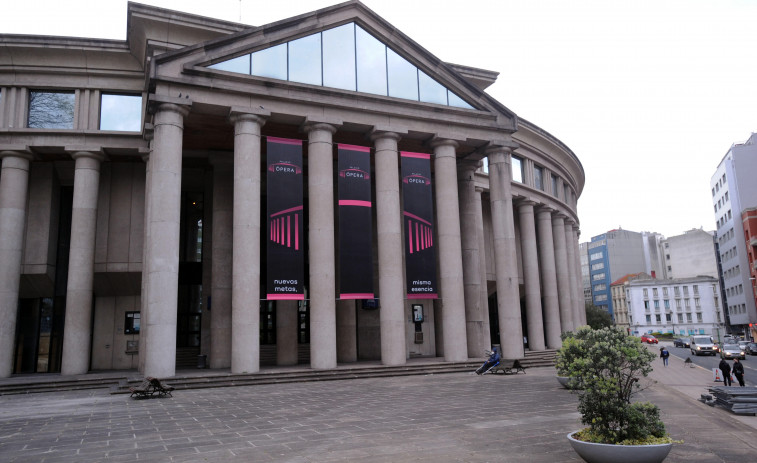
[0,1,585,379]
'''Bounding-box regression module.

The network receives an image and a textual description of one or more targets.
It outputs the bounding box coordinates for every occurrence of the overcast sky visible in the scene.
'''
[3,0,756,241]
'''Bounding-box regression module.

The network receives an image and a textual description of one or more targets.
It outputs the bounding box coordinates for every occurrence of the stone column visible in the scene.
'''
[210,155,233,369]
[486,146,524,360]
[571,224,586,326]
[139,130,153,373]
[458,161,486,357]
[230,109,267,374]
[432,139,467,362]
[371,130,406,366]
[336,299,357,362]
[565,221,581,330]
[304,121,338,369]
[61,150,104,375]
[276,300,299,366]
[517,200,545,351]
[142,102,188,378]
[0,148,32,378]
[474,187,491,349]
[553,213,574,333]
[537,207,561,348]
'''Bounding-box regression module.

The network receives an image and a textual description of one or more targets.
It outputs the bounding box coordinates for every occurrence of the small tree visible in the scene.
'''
[556,326,670,445]
[584,303,612,329]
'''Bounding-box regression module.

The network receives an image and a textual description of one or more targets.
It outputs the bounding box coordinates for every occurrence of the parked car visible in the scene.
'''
[721,343,746,360]
[673,337,690,348]
[640,334,658,344]
[746,342,757,356]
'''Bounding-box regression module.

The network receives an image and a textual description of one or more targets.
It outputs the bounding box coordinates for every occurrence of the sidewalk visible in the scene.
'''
[647,342,757,431]
[0,351,755,462]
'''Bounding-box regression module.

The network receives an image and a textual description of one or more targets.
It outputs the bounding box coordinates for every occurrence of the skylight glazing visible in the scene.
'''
[208,23,474,109]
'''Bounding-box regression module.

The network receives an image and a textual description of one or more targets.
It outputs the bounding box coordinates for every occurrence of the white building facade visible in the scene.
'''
[711,133,757,336]
[626,277,723,337]
[661,228,718,280]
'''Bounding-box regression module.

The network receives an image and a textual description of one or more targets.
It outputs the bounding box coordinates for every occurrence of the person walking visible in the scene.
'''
[719,357,732,386]
[732,358,745,387]
[659,346,670,367]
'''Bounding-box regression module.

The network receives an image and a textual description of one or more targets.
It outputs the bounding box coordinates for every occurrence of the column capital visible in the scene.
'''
[429,137,460,150]
[302,116,341,134]
[369,126,406,142]
[302,122,338,135]
[474,186,485,193]
[65,147,106,162]
[517,199,538,209]
[536,205,556,215]
[484,139,519,155]
[229,109,268,127]
[0,146,33,162]
[148,98,191,118]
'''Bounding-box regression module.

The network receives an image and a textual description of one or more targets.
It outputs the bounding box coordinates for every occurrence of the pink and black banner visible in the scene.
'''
[401,152,437,299]
[266,137,304,300]
[337,144,374,299]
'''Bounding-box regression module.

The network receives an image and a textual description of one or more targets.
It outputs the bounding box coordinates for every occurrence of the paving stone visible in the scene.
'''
[1,365,757,462]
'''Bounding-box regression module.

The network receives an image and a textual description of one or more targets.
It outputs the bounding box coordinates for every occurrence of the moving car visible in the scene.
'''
[738,340,749,352]
[690,335,717,356]
[640,334,658,344]
[673,338,690,348]
[746,342,757,356]
[720,343,746,360]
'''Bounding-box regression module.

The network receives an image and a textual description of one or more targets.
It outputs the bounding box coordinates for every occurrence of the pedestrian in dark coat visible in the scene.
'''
[719,358,732,386]
[659,347,670,367]
[732,358,745,387]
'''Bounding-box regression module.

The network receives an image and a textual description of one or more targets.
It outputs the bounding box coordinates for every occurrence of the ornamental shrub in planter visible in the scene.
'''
[556,326,676,451]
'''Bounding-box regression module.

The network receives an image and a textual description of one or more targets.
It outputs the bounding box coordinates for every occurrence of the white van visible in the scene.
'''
[690,335,716,356]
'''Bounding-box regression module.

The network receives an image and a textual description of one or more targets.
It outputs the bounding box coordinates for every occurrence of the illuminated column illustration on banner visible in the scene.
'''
[401,152,437,299]
[266,137,304,300]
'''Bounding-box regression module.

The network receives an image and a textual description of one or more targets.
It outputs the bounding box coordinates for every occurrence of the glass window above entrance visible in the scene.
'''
[208,23,475,109]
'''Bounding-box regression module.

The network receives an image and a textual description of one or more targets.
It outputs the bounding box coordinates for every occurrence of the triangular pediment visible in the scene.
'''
[152,1,516,122]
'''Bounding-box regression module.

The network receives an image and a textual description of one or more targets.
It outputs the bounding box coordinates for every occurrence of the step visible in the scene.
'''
[1,350,557,395]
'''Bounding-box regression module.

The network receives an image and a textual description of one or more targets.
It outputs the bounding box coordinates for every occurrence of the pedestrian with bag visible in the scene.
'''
[659,346,670,367]
[719,358,732,386]
[732,358,745,387]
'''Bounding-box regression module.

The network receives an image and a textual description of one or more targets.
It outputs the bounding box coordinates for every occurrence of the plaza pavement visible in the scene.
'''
[0,350,756,462]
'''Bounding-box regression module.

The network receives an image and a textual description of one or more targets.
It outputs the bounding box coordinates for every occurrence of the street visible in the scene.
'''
[664,342,756,386]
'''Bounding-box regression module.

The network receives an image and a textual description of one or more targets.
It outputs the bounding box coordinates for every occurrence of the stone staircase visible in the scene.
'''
[0,375,129,395]
[0,349,556,396]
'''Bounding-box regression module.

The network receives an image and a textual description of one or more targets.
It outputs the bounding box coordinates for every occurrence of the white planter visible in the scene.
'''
[567,431,672,463]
